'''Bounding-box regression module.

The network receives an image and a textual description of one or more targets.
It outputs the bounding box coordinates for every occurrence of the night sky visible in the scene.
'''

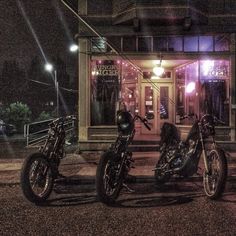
[0,0,78,77]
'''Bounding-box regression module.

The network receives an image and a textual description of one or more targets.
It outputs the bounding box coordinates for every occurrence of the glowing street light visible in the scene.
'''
[45,63,53,72]
[69,44,79,52]
[45,63,59,117]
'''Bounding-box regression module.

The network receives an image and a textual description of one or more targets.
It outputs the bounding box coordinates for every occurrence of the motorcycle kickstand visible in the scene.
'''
[123,183,135,193]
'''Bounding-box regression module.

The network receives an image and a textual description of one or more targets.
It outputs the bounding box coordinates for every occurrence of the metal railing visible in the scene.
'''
[24,117,76,147]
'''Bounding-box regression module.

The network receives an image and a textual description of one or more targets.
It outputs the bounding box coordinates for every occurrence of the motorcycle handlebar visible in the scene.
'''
[49,115,76,127]
[214,116,226,125]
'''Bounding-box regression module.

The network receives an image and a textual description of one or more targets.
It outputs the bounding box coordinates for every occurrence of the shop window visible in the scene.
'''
[176,62,199,125]
[215,35,230,51]
[168,37,183,52]
[90,60,120,125]
[184,36,198,52]
[176,60,229,125]
[144,86,154,122]
[138,37,152,52]
[199,36,213,52]
[123,36,136,52]
[153,37,168,51]
[121,63,139,114]
[160,87,169,119]
[199,60,229,124]
[91,37,107,52]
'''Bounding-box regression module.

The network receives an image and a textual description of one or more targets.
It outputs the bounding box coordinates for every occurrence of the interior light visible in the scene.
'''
[186,82,196,93]
[202,60,214,76]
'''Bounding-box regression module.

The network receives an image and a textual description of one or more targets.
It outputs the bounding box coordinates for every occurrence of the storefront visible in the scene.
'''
[76,1,236,150]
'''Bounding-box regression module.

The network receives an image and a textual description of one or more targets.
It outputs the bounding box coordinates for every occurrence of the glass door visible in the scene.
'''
[141,83,173,135]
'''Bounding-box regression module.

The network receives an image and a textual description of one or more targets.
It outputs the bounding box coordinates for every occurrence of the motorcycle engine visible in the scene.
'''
[164,139,197,171]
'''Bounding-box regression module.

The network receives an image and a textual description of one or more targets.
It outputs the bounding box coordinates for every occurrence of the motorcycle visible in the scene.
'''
[154,113,227,199]
[96,111,151,204]
[20,115,76,204]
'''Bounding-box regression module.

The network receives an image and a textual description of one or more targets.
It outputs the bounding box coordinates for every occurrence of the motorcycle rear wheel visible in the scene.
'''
[20,153,54,204]
[203,149,227,200]
[96,151,123,205]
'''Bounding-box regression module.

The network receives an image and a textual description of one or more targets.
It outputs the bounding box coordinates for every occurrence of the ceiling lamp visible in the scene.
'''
[153,66,164,77]
[153,53,164,77]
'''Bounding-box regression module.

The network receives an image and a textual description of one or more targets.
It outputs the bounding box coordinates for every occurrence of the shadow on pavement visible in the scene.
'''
[115,195,196,208]
[38,194,97,207]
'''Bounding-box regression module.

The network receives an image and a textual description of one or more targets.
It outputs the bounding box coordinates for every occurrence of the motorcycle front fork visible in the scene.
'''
[200,133,216,174]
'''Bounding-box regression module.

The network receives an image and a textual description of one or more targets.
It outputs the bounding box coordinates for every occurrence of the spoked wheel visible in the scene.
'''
[203,149,227,200]
[96,151,123,205]
[20,153,54,204]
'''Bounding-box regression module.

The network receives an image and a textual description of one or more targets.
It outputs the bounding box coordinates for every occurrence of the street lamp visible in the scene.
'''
[69,43,79,53]
[45,63,59,117]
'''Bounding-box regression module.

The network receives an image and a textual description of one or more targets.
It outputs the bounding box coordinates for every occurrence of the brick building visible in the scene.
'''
[76,0,236,150]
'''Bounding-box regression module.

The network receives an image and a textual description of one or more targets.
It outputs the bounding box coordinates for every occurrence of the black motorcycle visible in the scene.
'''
[154,114,227,199]
[96,111,151,204]
[20,115,75,204]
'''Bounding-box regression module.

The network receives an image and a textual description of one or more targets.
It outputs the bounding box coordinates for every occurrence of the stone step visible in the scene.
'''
[128,144,160,152]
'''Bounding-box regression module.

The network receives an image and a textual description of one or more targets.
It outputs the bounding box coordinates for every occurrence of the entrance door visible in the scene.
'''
[141,83,174,135]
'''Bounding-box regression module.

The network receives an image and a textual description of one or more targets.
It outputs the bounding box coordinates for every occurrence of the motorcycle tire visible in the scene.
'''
[96,151,123,205]
[20,153,54,204]
[203,148,227,200]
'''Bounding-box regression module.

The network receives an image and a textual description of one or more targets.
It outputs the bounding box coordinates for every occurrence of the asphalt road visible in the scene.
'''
[1,181,236,236]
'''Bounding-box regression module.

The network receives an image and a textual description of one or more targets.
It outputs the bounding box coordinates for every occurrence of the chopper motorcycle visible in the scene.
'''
[154,113,227,199]
[96,111,151,204]
[20,115,76,204]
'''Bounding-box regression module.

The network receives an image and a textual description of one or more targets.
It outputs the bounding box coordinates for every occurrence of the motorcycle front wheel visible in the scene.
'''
[203,149,227,200]
[20,153,54,204]
[96,151,123,205]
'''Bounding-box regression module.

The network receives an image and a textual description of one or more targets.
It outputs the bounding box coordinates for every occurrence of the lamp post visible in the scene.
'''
[45,63,59,117]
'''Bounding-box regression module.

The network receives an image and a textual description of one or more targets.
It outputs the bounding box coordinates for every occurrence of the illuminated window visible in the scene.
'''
[176,60,229,125]
[90,60,119,125]
[184,36,198,52]
[215,35,230,52]
[168,37,183,52]
[199,36,213,52]
[91,37,107,52]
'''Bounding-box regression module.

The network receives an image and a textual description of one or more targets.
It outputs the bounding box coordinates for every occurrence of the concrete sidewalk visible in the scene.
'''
[1,151,236,185]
